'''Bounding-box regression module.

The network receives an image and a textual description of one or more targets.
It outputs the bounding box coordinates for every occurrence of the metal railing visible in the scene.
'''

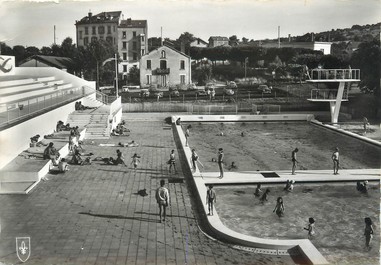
[309,69,360,81]
[0,86,94,127]
[310,89,348,101]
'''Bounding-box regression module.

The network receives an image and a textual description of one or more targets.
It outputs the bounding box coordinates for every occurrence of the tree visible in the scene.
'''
[0,43,13,55]
[60,37,76,58]
[175,32,195,54]
[148,37,162,51]
[229,35,239,46]
[12,45,26,64]
[319,55,345,69]
[40,46,52,56]
[25,46,40,58]
[87,39,117,88]
[351,39,381,93]
[127,66,140,85]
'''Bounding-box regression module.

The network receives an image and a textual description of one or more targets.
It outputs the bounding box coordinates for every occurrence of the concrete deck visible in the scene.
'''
[0,113,295,265]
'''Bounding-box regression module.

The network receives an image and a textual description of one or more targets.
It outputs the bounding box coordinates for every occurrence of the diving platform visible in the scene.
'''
[306,68,360,124]
[307,69,360,82]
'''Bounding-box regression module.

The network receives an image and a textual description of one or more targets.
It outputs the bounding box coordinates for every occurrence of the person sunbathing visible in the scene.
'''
[118,141,139,147]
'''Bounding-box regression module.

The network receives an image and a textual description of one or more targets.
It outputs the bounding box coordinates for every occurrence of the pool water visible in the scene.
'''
[215,183,380,265]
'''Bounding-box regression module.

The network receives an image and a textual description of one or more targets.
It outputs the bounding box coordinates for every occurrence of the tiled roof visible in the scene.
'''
[76,11,121,25]
[119,19,147,28]
[21,55,73,69]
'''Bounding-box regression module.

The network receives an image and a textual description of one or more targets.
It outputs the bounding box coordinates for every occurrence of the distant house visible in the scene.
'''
[140,44,191,87]
[208,36,229,48]
[258,41,332,55]
[19,55,74,72]
[190,38,208,48]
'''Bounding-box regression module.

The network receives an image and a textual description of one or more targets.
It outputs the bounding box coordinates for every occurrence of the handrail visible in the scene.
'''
[96,90,110,105]
[310,88,348,100]
[0,86,94,127]
[309,69,360,81]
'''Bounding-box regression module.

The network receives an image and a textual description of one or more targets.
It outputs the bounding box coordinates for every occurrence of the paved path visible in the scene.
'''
[0,113,294,265]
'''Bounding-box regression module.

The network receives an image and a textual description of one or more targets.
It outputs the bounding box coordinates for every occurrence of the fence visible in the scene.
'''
[310,89,349,101]
[0,86,94,127]
[122,102,281,114]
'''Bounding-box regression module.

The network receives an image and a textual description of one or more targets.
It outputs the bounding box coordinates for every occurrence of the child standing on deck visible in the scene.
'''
[131,153,141,170]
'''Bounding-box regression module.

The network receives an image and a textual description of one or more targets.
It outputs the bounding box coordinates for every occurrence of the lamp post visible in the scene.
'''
[102,53,119,98]
[114,53,118,98]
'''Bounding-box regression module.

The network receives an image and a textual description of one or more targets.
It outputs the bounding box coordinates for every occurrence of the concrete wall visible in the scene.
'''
[0,101,76,169]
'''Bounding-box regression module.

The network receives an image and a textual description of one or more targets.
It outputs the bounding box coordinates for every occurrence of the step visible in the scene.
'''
[0,181,37,194]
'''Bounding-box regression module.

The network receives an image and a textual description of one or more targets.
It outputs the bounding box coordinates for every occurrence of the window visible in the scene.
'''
[133,31,136,37]
[79,31,83,39]
[113,26,116,32]
[141,35,145,42]
[180,75,185,84]
[123,65,127,73]
[141,49,145,56]
[92,26,96,35]
[132,42,137,50]
[113,37,116,44]
[180,60,185,70]
[133,53,137,61]
[123,42,127,49]
[161,50,166,58]
[122,31,126,39]
[146,60,151,69]
[146,75,151,85]
[84,27,88,35]
[98,26,105,34]
[91,36,97,42]
[123,53,127,60]
[107,26,111,34]
[83,37,89,45]
[160,60,167,69]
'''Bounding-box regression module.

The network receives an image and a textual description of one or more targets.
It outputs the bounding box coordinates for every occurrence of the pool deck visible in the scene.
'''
[197,168,380,185]
[0,113,297,265]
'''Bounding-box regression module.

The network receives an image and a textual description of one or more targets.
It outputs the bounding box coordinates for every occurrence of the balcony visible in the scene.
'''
[153,68,170,75]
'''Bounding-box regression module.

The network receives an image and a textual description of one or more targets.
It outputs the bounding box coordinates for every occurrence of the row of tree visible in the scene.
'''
[0,37,118,87]
[1,32,379,95]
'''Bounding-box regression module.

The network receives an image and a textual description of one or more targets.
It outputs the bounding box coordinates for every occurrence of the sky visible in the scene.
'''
[0,0,380,48]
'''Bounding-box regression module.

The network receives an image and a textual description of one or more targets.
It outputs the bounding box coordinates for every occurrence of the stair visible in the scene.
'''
[67,109,110,139]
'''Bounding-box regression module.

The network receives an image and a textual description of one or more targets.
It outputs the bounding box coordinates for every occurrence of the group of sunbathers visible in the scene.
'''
[111,120,130,136]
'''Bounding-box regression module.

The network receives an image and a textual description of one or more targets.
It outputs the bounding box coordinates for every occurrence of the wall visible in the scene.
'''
[0,101,76,169]
[313,42,332,55]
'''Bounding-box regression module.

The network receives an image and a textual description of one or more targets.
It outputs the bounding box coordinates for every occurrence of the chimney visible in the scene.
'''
[88,10,92,18]
[288,34,291,42]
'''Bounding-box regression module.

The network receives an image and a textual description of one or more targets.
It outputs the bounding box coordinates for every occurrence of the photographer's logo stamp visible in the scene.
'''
[16,237,31,262]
